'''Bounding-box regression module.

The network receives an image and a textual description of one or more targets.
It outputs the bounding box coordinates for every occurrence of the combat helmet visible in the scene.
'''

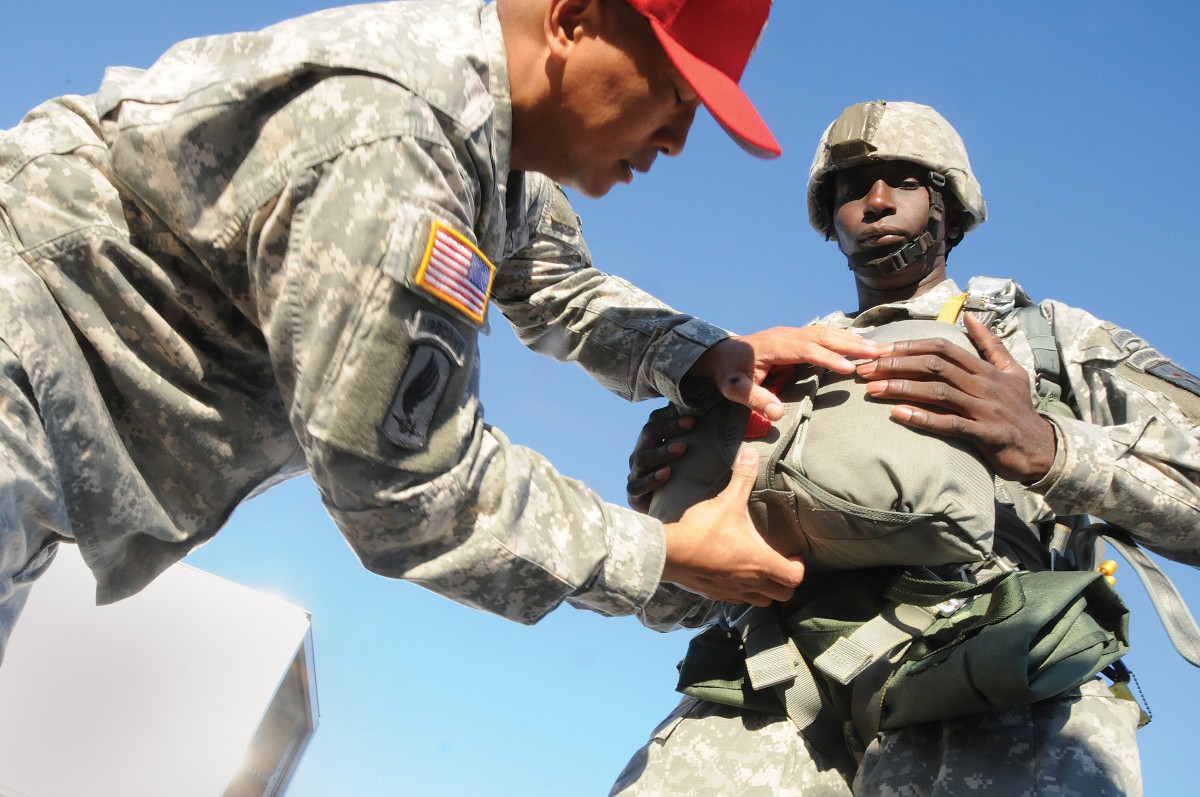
[807,101,987,274]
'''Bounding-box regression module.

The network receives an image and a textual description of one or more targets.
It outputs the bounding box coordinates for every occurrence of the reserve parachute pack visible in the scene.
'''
[661,277,1200,766]
[650,318,997,572]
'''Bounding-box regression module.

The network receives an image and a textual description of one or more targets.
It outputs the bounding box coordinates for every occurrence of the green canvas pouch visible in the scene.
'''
[674,623,790,716]
[676,568,1129,748]
[874,569,1130,732]
[650,319,996,571]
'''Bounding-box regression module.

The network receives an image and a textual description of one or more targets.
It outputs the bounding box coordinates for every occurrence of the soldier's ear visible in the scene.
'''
[546,0,596,57]
[944,196,966,250]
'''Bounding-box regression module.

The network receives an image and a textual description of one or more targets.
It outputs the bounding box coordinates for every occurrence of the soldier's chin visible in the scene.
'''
[558,170,617,200]
[850,240,911,270]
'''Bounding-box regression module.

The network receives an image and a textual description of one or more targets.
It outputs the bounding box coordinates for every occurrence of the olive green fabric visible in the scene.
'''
[677,567,1130,748]
[650,319,995,571]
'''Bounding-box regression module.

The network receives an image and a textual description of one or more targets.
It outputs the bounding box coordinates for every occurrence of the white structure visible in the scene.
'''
[0,546,317,797]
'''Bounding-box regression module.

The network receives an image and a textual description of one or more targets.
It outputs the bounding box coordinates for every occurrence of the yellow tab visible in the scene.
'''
[1109,681,1152,728]
[936,293,968,324]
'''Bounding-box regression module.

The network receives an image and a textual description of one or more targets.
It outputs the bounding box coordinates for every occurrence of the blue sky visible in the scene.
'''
[5,2,1200,795]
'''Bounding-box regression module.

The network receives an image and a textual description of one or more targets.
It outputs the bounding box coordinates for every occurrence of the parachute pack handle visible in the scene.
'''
[1085,523,1200,668]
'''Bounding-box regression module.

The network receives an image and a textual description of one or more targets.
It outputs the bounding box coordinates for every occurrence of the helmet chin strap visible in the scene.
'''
[849,171,948,276]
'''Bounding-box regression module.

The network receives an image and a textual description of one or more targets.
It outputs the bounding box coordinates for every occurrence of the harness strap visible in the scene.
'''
[735,607,863,776]
[1013,304,1069,410]
[1093,525,1200,668]
[737,609,828,735]
[814,602,940,685]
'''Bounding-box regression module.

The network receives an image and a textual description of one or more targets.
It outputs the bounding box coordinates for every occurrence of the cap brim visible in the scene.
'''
[649,19,781,159]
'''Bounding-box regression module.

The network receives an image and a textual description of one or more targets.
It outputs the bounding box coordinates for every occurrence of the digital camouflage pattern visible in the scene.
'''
[611,682,1143,797]
[0,0,730,645]
[610,696,853,796]
[619,277,1200,794]
[806,100,988,236]
[854,680,1143,797]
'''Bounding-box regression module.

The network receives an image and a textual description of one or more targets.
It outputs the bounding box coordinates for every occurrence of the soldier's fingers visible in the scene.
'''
[865,376,978,412]
[626,466,670,512]
[630,441,687,477]
[739,589,784,608]
[889,404,979,440]
[963,314,1024,374]
[630,411,695,466]
[867,337,987,378]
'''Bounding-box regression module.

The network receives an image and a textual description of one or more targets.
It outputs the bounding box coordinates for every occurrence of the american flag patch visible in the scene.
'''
[414,222,496,324]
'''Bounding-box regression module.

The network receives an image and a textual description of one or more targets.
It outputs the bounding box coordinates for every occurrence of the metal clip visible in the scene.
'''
[933,596,970,617]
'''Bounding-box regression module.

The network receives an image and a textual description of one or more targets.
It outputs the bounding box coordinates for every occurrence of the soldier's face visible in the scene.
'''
[832,161,931,259]
[549,2,700,197]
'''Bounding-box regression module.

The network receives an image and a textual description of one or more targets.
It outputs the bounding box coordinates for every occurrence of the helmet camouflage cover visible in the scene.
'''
[807,100,987,237]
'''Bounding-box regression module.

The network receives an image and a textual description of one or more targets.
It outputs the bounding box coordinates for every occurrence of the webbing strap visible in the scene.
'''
[1099,528,1200,667]
[814,602,938,685]
[739,611,825,731]
[1008,304,1066,414]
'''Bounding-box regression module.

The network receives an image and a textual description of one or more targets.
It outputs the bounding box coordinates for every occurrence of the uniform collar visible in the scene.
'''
[480,1,514,183]
[822,278,967,329]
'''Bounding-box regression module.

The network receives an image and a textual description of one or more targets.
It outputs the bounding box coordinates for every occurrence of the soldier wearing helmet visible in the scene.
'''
[809,101,989,310]
[612,100,1200,796]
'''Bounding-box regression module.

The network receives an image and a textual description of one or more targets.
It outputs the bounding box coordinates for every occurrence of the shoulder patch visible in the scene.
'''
[409,309,467,366]
[1147,359,1200,397]
[381,345,452,450]
[415,222,496,325]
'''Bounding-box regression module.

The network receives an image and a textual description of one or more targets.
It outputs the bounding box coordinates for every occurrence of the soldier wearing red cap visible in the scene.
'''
[0,0,886,663]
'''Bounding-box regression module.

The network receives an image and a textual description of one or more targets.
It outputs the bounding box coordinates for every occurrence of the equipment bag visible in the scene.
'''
[650,319,996,571]
[678,562,1131,750]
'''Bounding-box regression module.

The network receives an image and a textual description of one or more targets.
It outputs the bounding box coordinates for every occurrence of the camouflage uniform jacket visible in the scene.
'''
[0,0,727,616]
[641,277,1200,630]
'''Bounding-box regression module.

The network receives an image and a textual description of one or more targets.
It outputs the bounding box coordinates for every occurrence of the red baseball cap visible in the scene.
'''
[625,0,781,159]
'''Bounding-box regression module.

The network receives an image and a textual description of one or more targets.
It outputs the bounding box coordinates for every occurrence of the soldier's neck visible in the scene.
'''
[854,261,949,313]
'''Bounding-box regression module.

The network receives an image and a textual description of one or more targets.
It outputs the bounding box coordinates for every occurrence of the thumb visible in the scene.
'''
[964,313,1023,374]
[724,447,807,590]
[741,384,785,421]
[720,446,760,504]
[716,370,756,411]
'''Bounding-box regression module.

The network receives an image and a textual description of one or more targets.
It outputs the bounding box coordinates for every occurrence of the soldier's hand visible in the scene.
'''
[858,314,1057,483]
[626,405,695,513]
[692,326,882,420]
[661,448,805,606]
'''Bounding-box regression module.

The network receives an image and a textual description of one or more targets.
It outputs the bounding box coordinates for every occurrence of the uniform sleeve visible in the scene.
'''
[1027,301,1200,563]
[636,583,724,631]
[490,173,728,408]
[250,131,670,624]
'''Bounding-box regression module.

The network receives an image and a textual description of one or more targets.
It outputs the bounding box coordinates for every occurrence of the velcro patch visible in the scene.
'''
[380,345,452,449]
[410,309,468,367]
[415,222,496,325]
[1148,360,1200,397]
